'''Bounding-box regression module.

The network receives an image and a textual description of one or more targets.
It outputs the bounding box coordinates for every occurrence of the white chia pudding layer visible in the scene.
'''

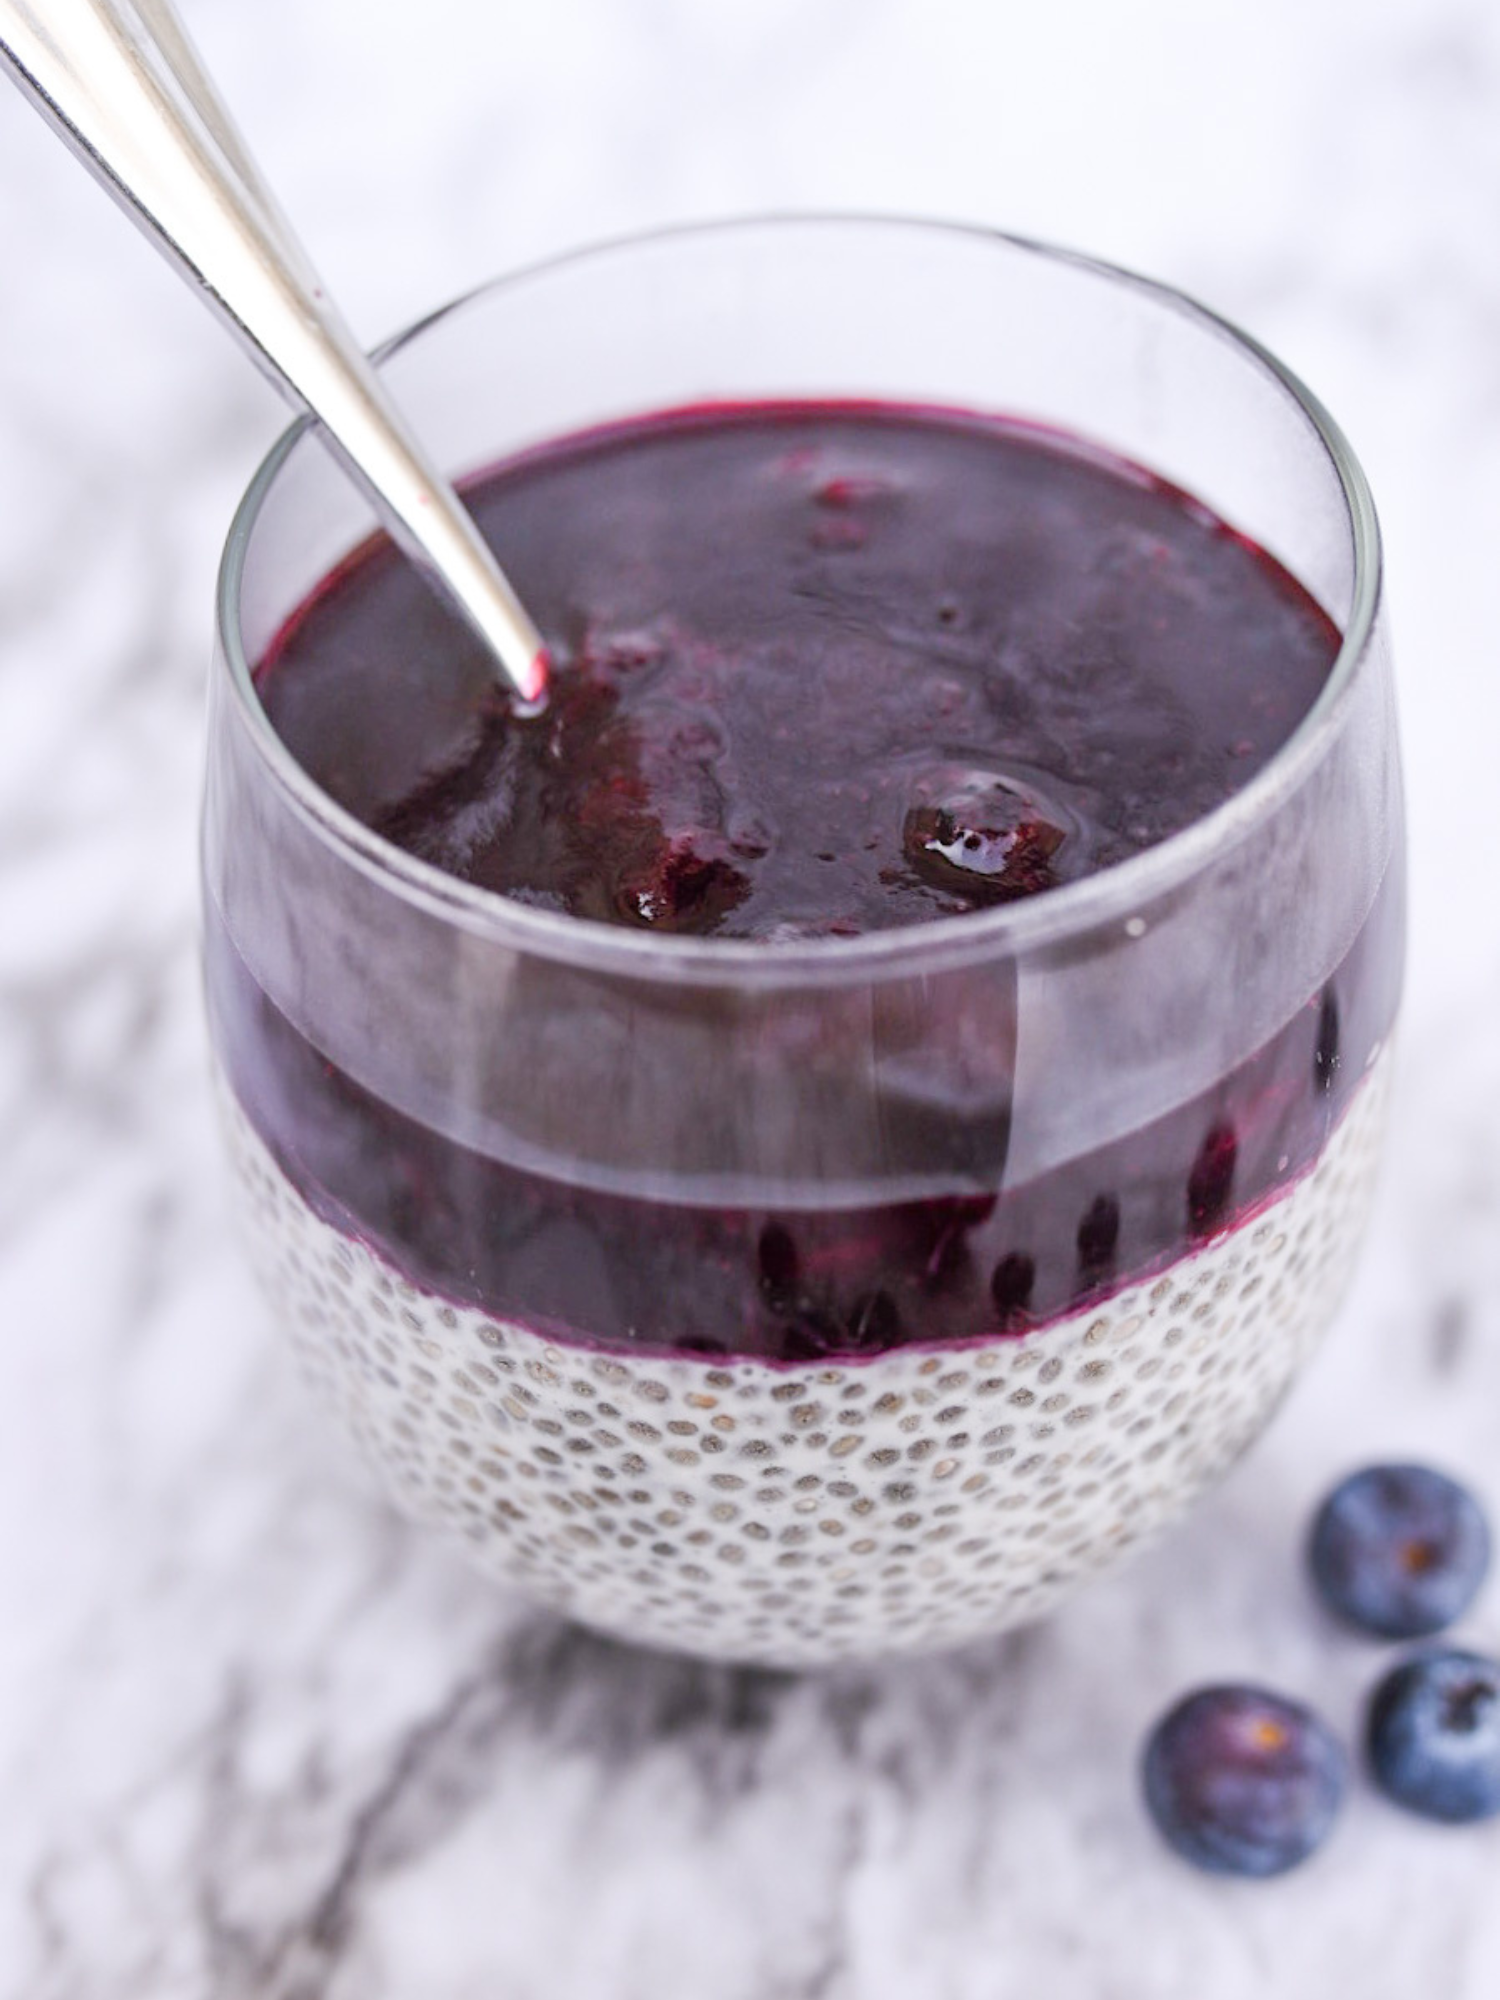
[221,1048,1391,1668]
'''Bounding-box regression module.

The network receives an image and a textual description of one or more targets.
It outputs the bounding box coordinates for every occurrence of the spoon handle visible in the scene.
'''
[0,0,548,702]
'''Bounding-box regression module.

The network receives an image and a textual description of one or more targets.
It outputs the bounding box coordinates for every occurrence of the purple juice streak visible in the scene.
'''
[216,403,1401,1363]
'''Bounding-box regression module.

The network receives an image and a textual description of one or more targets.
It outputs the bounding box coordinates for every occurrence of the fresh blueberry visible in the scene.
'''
[1309,1464,1490,1640]
[1366,1650,1500,1824]
[1142,1685,1347,1877]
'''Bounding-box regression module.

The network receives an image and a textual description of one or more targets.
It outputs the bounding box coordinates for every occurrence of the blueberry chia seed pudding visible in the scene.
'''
[207,398,1402,1666]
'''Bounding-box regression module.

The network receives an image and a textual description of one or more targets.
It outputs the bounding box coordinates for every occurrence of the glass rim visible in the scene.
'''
[216,212,1383,989]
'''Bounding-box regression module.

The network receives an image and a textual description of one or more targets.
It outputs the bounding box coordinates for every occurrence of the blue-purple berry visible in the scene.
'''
[1308,1464,1490,1640]
[1142,1685,1347,1876]
[1366,1650,1500,1824]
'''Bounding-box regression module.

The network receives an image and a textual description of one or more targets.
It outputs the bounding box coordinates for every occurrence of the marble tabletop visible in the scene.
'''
[4,0,1500,1993]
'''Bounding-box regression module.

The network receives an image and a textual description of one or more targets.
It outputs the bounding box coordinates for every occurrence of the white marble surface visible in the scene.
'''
[3,1,1500,1993]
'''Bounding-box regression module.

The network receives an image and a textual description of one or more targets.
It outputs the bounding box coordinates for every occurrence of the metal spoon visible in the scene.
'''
[0,0,549,704]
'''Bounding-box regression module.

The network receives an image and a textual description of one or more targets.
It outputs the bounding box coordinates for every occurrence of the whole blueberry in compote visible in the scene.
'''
[1366,1650,1500,1824]
[1308,1464,1490,1640]
[901,775,1068,903]
[1314,987,1341,1094]
[1142,1685,1347,1876]
[1076,1193,1120,1287]
[1187,1121,1237,1237]
[990,1250,1036,1329]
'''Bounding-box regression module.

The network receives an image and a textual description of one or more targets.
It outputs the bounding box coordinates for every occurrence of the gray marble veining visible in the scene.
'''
[4,1,1500,1994]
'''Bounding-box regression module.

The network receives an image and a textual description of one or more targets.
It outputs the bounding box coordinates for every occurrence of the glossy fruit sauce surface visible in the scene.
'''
[210,402,1400,1364]
[256,403,1339,939]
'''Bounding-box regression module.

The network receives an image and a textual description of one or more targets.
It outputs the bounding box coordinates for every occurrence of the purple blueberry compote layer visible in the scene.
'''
[206,888,1396,1365]
[258,404,1339,940]
[217,402,1400,1367]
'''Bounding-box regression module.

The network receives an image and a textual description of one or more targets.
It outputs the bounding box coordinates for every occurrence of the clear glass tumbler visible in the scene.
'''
[204,219,1404,1667]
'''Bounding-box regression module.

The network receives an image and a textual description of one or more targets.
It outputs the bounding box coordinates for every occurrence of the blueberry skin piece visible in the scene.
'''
[1367,1650,1500,1824]
[1309,1464,1491,1640]
[1142,1685,1348,1877]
